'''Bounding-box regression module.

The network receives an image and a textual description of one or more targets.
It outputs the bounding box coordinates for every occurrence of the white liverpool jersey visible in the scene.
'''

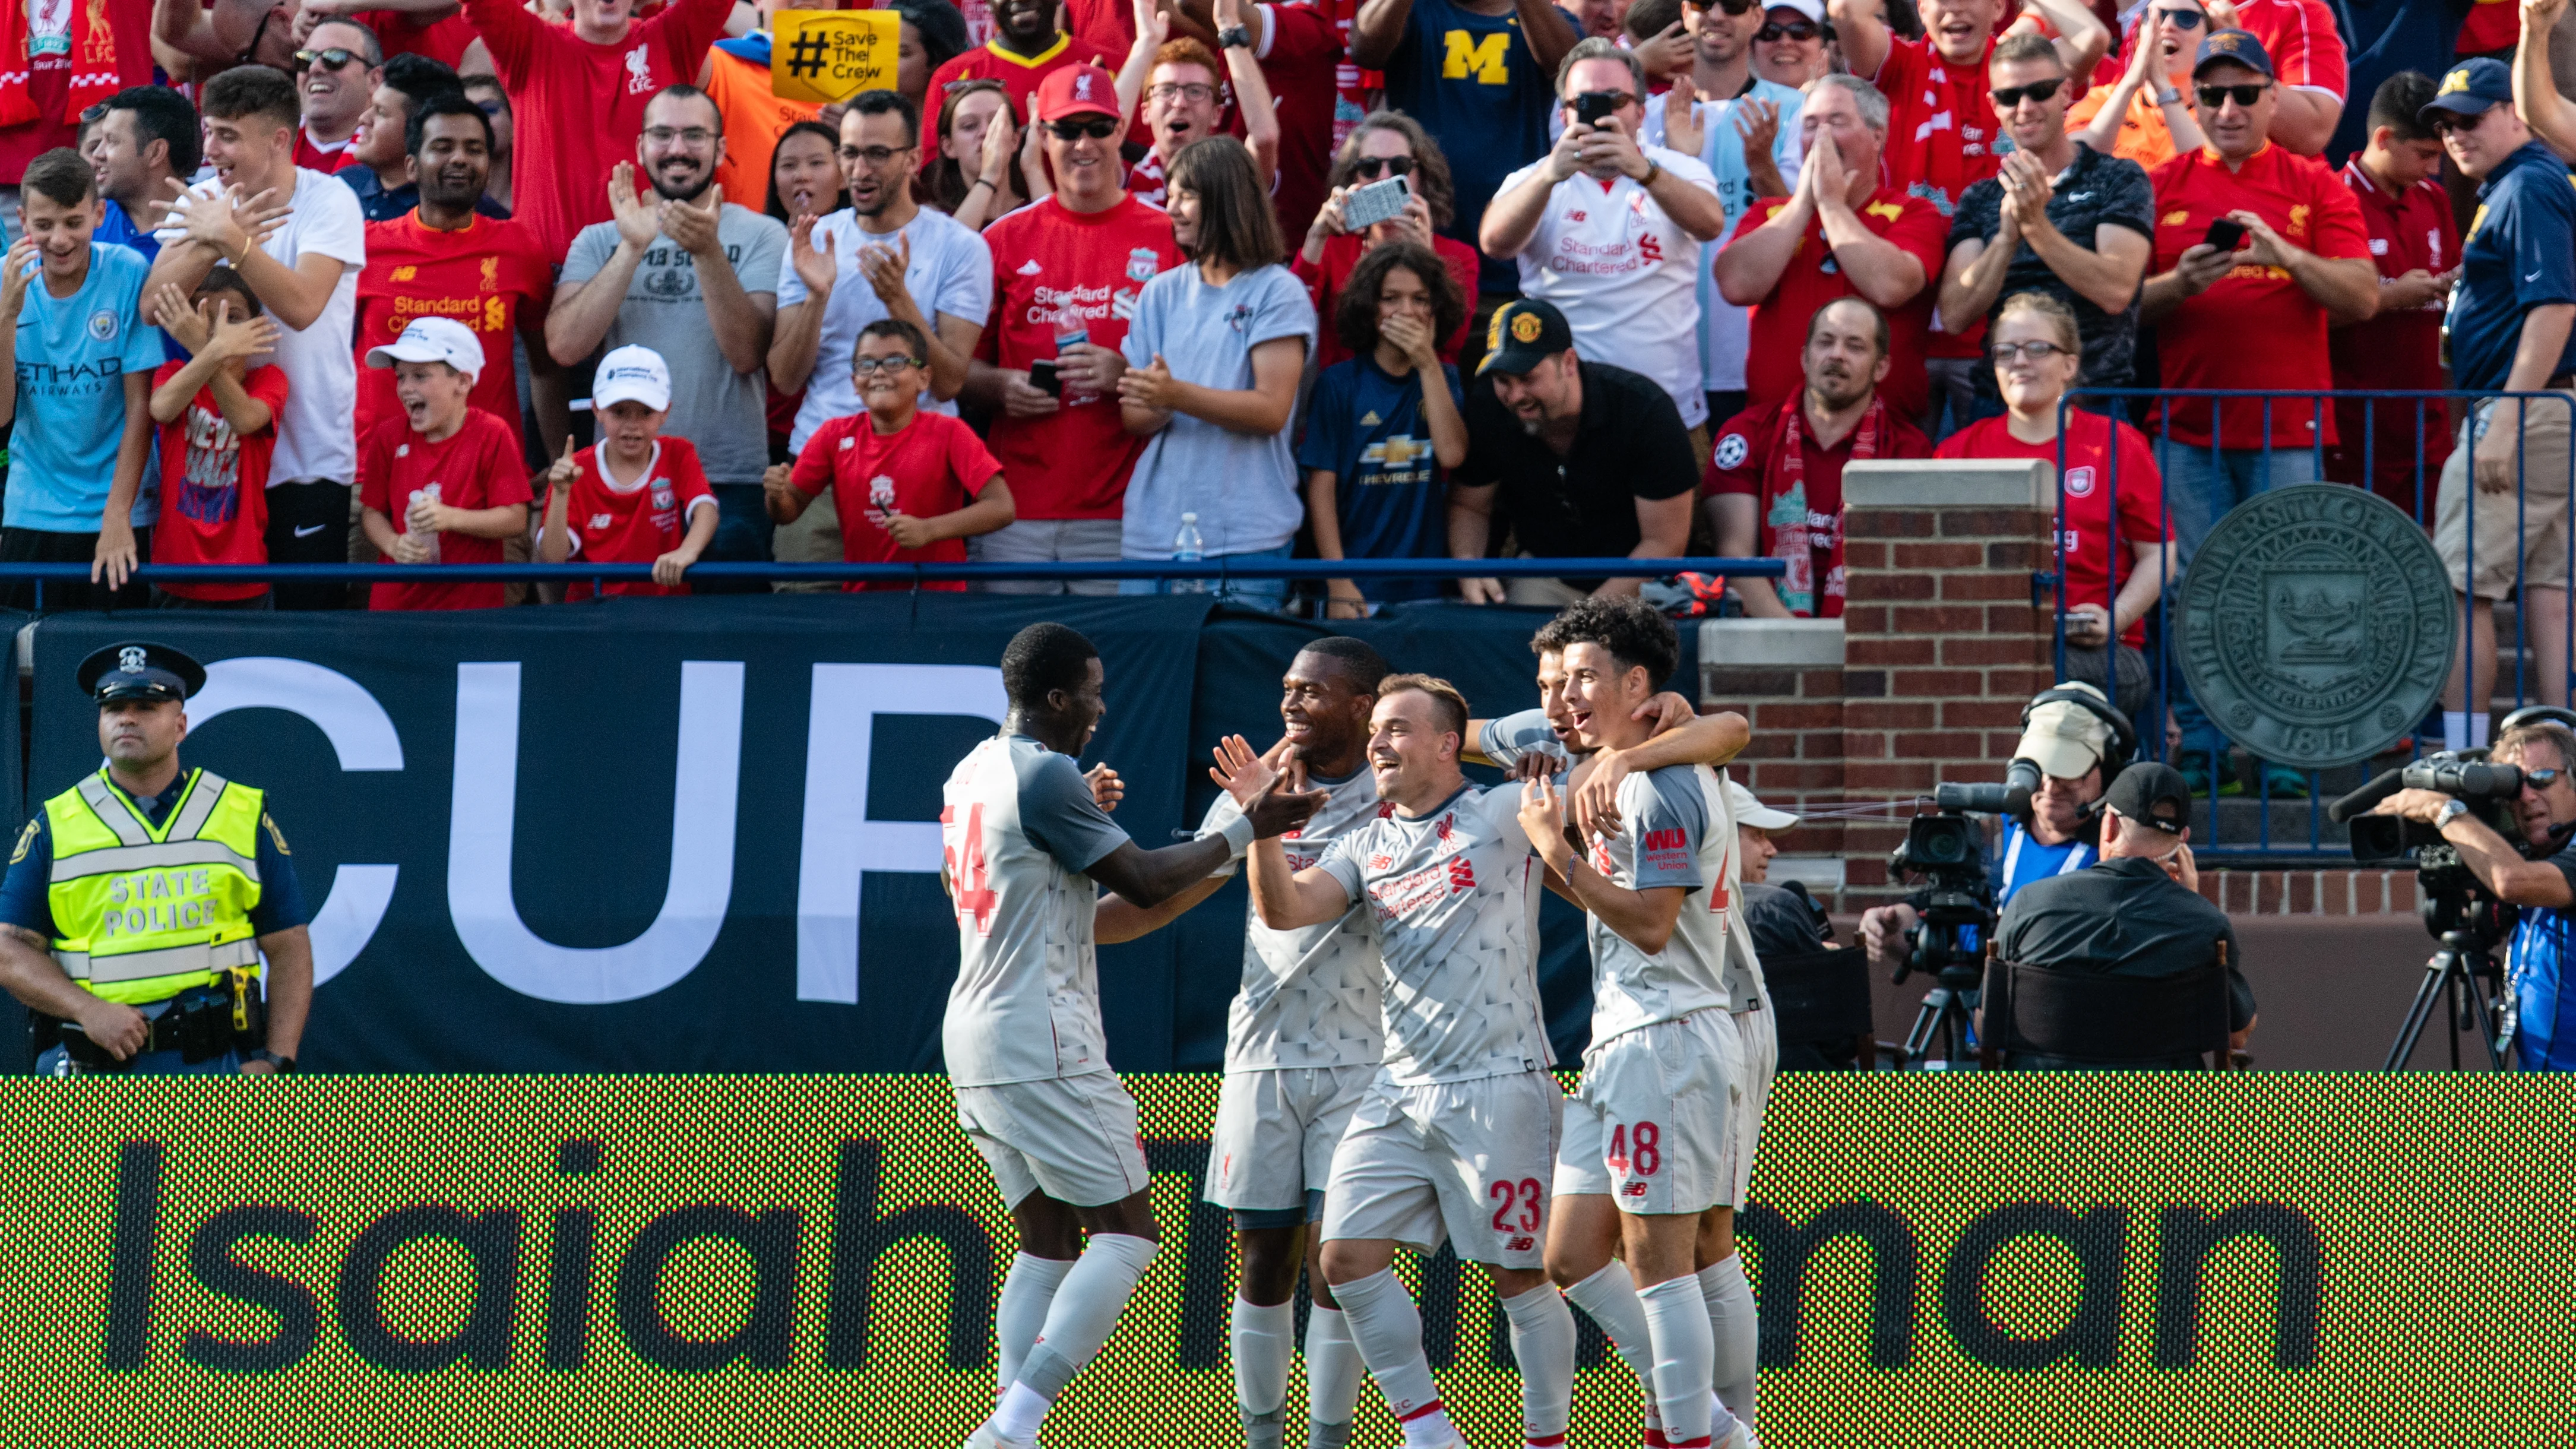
[1202,767,1388,1071]
[1314,783,1553,1087]
[939,733,1134,1087]
[1583,762,1762,1035]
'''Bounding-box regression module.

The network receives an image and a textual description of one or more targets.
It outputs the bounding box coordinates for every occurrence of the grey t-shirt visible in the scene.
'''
[558,203,788,485]
[1119,261,1315,559]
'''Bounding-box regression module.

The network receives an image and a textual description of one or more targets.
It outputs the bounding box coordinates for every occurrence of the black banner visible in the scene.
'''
[26,599,1691,1072]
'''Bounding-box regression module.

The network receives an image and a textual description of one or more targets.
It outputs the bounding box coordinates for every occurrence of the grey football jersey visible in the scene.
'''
[1584,763,1761,1033]
[1314,784,1553,1086]
[1203,768,1388,1070]
[939,734,1132,1087]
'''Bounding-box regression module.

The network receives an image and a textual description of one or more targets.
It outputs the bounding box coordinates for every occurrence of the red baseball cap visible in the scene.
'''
[1033,64,1121,122]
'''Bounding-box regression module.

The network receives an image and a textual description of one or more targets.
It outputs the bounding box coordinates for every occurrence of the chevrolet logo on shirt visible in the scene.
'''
[1361,434,1432,468]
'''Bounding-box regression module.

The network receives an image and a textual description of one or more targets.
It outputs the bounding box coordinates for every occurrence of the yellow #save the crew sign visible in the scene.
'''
[770,9,901,105]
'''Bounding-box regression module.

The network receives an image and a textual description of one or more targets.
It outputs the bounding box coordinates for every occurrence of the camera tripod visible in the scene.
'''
[2385,890,2516,1070]
[1895,891,1990,1070]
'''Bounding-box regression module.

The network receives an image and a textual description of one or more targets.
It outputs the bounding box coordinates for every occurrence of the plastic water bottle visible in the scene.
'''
[411,482,442,564]
[1171,512,1206,594]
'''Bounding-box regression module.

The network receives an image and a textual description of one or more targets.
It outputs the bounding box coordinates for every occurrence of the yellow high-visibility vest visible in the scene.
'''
[44,768,264,1005]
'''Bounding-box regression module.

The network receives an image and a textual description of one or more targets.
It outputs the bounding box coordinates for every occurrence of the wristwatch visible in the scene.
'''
[2436,798,2471,831]
[246,1048,298,1073]
[2156,86,2183,106]
[1217,24,1252,48]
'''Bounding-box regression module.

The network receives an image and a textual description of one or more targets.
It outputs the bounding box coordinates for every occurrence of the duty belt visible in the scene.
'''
[53,937,259,985]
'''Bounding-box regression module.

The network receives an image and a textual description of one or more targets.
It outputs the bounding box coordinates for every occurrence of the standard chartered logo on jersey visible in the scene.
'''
[19,1074,2550,1444]
[185,656,1007,1008]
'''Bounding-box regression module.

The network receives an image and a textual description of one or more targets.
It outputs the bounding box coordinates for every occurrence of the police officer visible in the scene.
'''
[2372,716,2576,1068]
[1859,681,2129,970]
[1988,762,2257,1068]
[0,644,312,1075]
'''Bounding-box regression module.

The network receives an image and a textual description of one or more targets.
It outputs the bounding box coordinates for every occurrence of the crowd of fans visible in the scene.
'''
[0,0,2564,789]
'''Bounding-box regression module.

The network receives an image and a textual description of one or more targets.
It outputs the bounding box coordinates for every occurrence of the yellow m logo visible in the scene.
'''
[1442,29,1511,84]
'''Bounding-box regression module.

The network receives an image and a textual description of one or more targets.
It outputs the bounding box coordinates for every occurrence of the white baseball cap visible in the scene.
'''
[1761,0,1825,21]
[2015,682,2116,781]
[593,344,672,412]
[1726,779,1800,831]
[365,316,483,381]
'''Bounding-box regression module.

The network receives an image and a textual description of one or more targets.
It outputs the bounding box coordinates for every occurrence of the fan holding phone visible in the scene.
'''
[2133,27,2379,798]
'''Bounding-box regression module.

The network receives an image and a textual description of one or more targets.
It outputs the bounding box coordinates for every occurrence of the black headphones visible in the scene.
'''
[2024,682,2135,779]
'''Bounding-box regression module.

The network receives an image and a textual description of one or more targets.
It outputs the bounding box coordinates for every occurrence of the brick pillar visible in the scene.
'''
[1838,458,2057,910]
[1700,618,1845,903]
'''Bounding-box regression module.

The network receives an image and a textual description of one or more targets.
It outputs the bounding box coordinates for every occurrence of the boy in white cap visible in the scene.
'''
[356,315,535,611]
[536,345,718,599]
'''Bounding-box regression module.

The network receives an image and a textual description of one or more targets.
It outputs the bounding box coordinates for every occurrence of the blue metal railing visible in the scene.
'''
[0,554,1784,601]
[2048,387,2574,859]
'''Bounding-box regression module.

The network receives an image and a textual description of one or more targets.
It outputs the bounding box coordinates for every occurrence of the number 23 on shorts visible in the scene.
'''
[1488,1177,1545,1233]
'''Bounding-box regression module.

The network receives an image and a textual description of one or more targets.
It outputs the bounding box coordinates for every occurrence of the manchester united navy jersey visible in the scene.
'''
[1313,783,1552,1086]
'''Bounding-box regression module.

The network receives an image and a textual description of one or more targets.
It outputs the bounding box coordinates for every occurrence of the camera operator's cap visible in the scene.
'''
[1761,0,1824,20]
[1034,64,1121,122]
[78,643,205,705]
[2192,28,2276,78]
[593,345,673,413]
[2016,681,2115,780]
[1724,778,1799,831]
[1478,298,1576,377]
[2105,761,2193,836]
[2422,57,2514,124]
[366,315,483,380]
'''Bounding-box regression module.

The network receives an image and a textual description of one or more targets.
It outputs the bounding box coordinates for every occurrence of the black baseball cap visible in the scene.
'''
[1477,297,1576,377]
[2192,28,2276,79]
[2104,761,2192,836]
[78,643,205,705]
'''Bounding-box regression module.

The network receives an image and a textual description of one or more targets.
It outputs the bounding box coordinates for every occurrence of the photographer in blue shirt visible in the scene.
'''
[2374,716,2576,1068]
[1860,681,2131,970]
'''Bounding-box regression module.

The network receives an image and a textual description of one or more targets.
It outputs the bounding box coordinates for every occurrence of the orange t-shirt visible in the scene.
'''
[705,46,821,213]
[2067,82,2185,173]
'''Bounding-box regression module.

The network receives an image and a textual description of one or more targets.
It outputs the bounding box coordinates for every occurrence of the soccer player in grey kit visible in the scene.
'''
[940,622,1319,1449]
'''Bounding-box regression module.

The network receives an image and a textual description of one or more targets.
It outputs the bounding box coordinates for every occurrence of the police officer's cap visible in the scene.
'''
[77,642,206,705]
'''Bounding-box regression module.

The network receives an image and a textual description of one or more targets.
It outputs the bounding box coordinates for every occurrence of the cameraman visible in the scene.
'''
[2372,719,2576,1068]
[1989,762,2257,1067]
[1859,682,2119,971]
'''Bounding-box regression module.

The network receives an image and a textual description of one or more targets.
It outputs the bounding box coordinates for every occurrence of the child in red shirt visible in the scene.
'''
[146,269,288,608]
[537,345,717,597]
[356,317,534,611]
[764,319,1014,593]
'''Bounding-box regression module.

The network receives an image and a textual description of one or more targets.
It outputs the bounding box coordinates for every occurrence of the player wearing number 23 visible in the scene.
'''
[0,643,312,1075]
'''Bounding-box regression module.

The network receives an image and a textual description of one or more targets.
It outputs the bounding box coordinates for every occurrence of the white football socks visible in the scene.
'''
[1303,1303,1365,1445]
[1638,1275,1721,1448]
[1230,1296,1295,1449]
[989,1233,1159,1443]
[1330,1268,1455,1449]
[1698,1255,1759,1433]
[1499,1284,1575,1449]
[995,1253,1074,1393]
[1562,1260,1661,1433]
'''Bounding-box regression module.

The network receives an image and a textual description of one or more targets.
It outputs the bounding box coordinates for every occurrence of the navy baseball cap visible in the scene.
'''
[78,643,205,705]
[2422,57,2514,124]
[2192,28,2276,78]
